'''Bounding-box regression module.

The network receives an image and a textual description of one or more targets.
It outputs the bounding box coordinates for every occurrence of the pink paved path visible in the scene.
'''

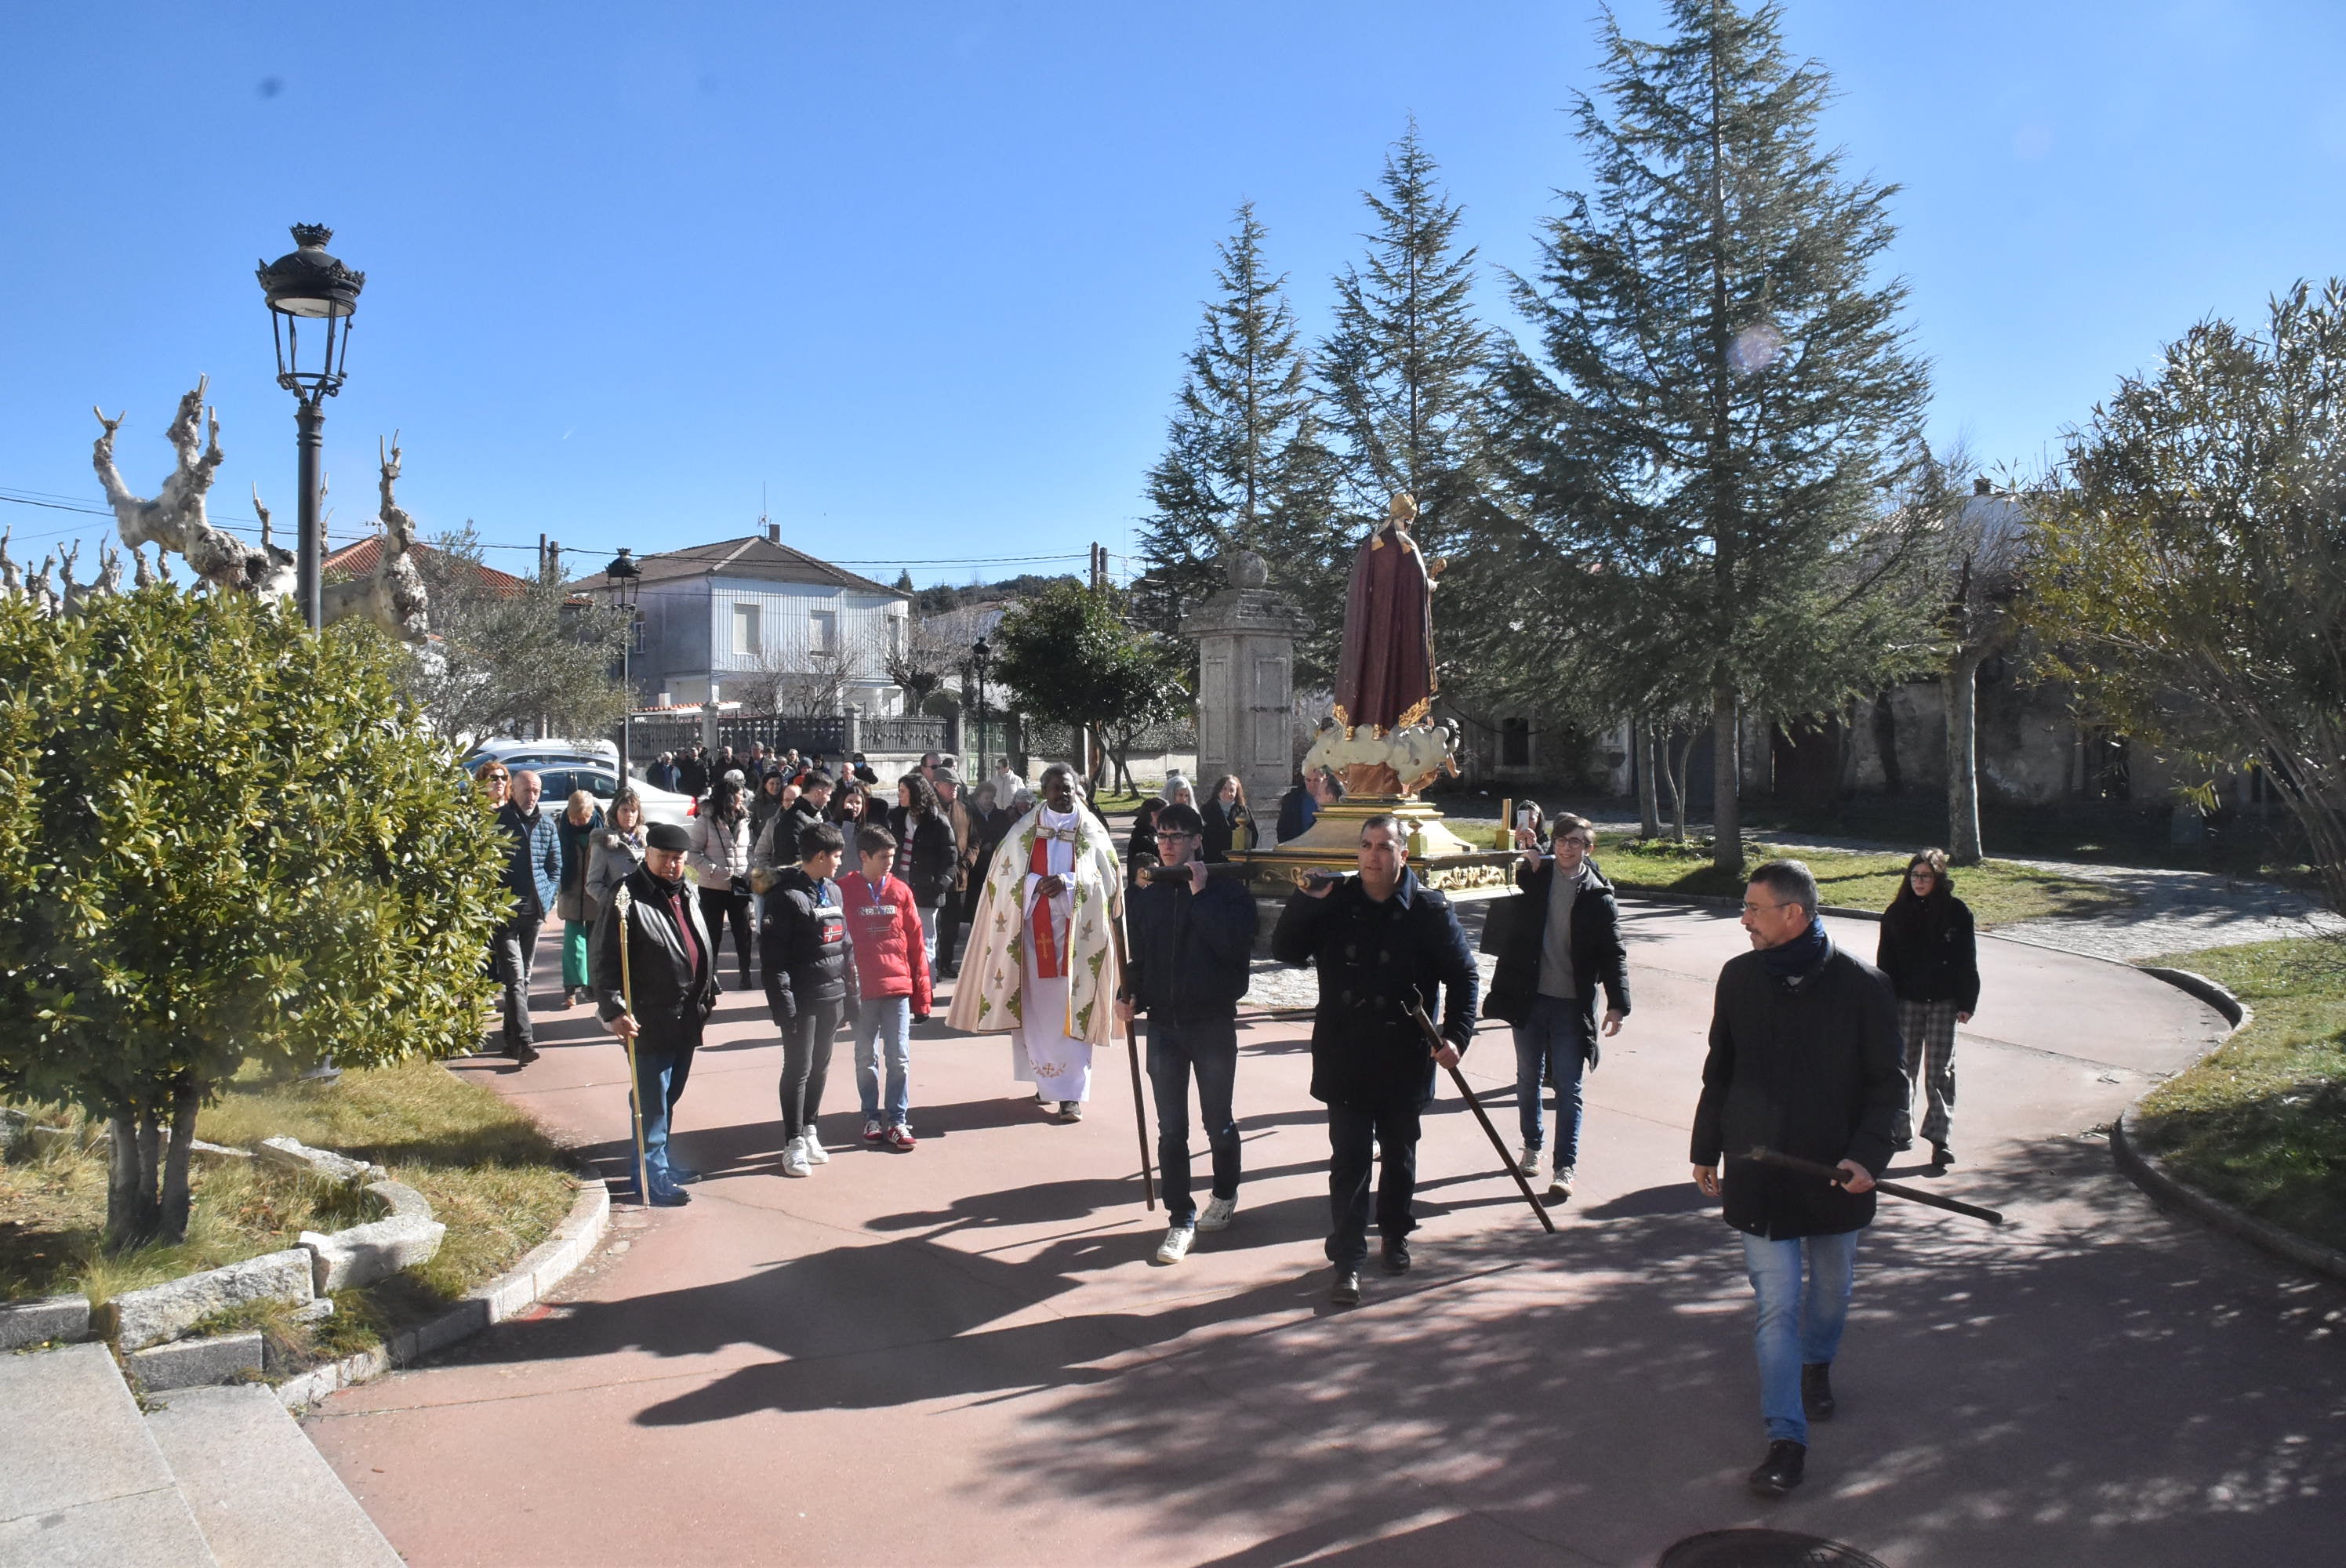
[304,909,2346,1566]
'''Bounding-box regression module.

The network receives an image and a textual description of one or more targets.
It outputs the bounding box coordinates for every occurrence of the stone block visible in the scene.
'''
[298,1213,446,1293]
[145,1383,404,1565]
[253,1135,383,1185]
[125,1330,263,1392]
[468,1269,536,1322]
[289,1297,336,1323]
[0,1343,175,1523]
[363,1178,434,1219]
[0,1290,92,1350]
[112,1248,314,1351]
[0,1484,220,1568]
[0,1105,29,1159]
[188,1137,253,1161]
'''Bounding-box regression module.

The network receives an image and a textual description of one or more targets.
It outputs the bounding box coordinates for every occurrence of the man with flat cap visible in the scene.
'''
[593,820,721,1206]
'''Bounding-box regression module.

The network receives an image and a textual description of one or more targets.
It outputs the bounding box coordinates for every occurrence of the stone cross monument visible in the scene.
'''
[1182,550,1309,815]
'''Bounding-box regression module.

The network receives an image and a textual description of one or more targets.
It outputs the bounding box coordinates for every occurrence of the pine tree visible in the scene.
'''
[1309,124,1505,682]
[1137,204,1333,643]
[1500,0,1934,873]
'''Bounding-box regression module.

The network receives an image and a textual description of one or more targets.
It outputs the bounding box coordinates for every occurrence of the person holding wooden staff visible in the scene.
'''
[1117,800,1258,1265]
[1271,812,1476,1308]
[591,822,721,1207]
[1690,858,1908,1500]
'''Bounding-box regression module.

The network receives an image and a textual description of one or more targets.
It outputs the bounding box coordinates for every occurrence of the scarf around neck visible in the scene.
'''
[1758,914,1832,990]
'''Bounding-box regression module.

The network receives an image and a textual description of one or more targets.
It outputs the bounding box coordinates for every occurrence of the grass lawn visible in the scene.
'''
[1,1056,579,1371]
[1438,813,2131,928]
[2130,937,2346,1257]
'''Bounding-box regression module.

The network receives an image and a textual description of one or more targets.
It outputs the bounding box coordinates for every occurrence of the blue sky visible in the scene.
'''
[4,1,2344,590]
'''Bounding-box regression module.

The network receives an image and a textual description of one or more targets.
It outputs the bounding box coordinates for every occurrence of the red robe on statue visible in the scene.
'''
[1334,519,1436,733]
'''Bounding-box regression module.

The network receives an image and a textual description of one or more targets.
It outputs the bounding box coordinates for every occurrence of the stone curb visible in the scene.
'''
[2110,1112,2346,1288]
[2097,963,2346,1287]
[275,1175,609,1410]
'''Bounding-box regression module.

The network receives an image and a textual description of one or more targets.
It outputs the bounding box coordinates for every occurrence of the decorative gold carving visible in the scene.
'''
[1393,697,1433,731]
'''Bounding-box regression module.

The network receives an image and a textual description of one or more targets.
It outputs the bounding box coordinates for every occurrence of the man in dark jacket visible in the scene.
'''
[764,824,853,1179]
[1481,813,1630,1203]
[1691,859,1908,1499]
[1271,812,1477,1305]
[1118,802,1259,1266]
[492,770,565,1064]
[594,822,720,1206]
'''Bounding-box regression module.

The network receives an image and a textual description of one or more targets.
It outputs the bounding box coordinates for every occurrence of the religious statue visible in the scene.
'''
[1333,493,1438,734]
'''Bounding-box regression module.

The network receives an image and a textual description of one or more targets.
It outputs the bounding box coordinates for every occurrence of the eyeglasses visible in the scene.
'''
[1741,900,1788,916]
[1157,831,1198,843]
[1556,837,1596,850]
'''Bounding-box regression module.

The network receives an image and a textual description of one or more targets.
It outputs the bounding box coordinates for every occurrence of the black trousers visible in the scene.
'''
[934,886,968,975]
[779,998,846,1143]
[1325,1101,1420,1269]
[699,884,754,988]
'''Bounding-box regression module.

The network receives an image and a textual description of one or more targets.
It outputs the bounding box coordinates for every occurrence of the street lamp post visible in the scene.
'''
[256,225,365,631]
[605,548,644,783]
[971,637,993,785]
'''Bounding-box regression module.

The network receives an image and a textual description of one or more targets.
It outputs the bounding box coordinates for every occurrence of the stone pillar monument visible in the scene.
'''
[1182,550,1308,818]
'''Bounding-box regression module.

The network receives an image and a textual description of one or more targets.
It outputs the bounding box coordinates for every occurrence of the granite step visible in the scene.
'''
[0,1341,219,1567]
[143,1384,401,1568]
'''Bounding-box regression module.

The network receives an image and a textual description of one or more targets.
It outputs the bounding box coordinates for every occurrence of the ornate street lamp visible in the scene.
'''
[971,636,993,783]
[606,547,644,782]
[256,223,365,630]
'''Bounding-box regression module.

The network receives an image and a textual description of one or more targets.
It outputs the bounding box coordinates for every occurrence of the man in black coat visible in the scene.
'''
[1271,812,1477,1306]
[1118,802,1259,1267]
[1691,859,1908,1499]
[1480,812,1630,1203]
[594,822,721,1207]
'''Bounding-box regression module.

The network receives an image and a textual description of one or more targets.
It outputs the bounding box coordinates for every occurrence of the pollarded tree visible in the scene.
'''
[1503,0,1935,873]
[405,523,634,742]
[2033,280,2346,913]
[1138,203,1336,642]
[0,585,508,1250]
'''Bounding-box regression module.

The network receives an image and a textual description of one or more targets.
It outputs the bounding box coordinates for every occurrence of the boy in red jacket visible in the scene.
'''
[840,824,933,1149]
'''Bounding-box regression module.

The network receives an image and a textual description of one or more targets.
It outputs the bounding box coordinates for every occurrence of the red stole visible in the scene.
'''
[1028,832,1067,979]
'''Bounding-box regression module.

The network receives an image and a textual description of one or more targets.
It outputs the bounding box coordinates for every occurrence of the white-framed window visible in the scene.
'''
[732,601,761,658]
[810,609,837,652]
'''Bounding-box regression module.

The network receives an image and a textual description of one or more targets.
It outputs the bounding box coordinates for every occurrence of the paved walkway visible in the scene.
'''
[1568,814,2345,960]
[301,913,2346,1566]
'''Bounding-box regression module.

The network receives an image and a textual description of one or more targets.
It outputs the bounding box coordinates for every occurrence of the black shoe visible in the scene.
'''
[1928,1141,1952,1173]
[663,1163,703,1185]
[645,1174,692,1207]
[511,1042,541,1065]
[1330,1269,1362,1306]
[1748,1439,1807,1497]
[1802,1362,1836,1421]
[1381,1238,1412,1275]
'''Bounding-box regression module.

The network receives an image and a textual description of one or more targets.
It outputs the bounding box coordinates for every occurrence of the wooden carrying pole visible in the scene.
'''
[1746,1145,2006,1226]
[611,886,654,1207]
[1106,916,1157,1210]
[1408,1001,1556,1234]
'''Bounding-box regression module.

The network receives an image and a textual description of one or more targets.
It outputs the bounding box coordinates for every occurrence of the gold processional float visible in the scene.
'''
[1223,494,1522,898]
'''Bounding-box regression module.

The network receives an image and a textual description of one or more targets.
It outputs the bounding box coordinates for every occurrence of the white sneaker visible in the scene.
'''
[1516,1145,1542,1177]
[1197,1196,1237,1232]
[801,1131,830,1166]
[780,1140,812,1178]
[1155,1224,1196,1265]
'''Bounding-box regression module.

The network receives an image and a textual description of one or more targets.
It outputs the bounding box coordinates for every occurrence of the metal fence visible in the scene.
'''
[863,715,949,753]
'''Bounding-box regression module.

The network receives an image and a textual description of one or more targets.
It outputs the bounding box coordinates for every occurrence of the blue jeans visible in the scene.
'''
[855,995,913,1126]
[1146,1015,1240,1225]
[1513,993,1594,1167]
[629,1018,702,1180]
[1742,1228,1861,1444]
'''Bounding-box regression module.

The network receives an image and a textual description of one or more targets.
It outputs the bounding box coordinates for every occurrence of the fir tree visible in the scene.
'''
[1137,203,1333,643]
[1310,124,1505,682]
[1500,0,1934,873]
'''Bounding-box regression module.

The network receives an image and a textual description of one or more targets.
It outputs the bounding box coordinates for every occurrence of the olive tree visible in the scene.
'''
[0,585,508,1250]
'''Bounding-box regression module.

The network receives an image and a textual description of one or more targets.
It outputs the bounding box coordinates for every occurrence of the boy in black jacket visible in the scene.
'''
[764,823,854,1178]
[1117,802,1258,1265]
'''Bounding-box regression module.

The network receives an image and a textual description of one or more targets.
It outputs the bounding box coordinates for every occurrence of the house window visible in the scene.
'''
[810,610,837,653]
[732,602,761,657]
[1501,717,1532,768]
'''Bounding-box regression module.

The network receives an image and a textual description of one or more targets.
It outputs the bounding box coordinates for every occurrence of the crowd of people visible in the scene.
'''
[483,748,1977,1501]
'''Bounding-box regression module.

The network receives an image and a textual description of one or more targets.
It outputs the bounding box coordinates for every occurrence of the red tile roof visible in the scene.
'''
[324,536,532,597]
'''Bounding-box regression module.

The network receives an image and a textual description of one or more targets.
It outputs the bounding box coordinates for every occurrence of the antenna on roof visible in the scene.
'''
[761,481,778,545]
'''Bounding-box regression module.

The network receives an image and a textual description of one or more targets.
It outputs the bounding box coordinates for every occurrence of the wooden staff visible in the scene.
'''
[1407,1000,1556,1234]
[1745,1145,2006,1227]
[1106,916,1157,1210]
[610,885,654,1208]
